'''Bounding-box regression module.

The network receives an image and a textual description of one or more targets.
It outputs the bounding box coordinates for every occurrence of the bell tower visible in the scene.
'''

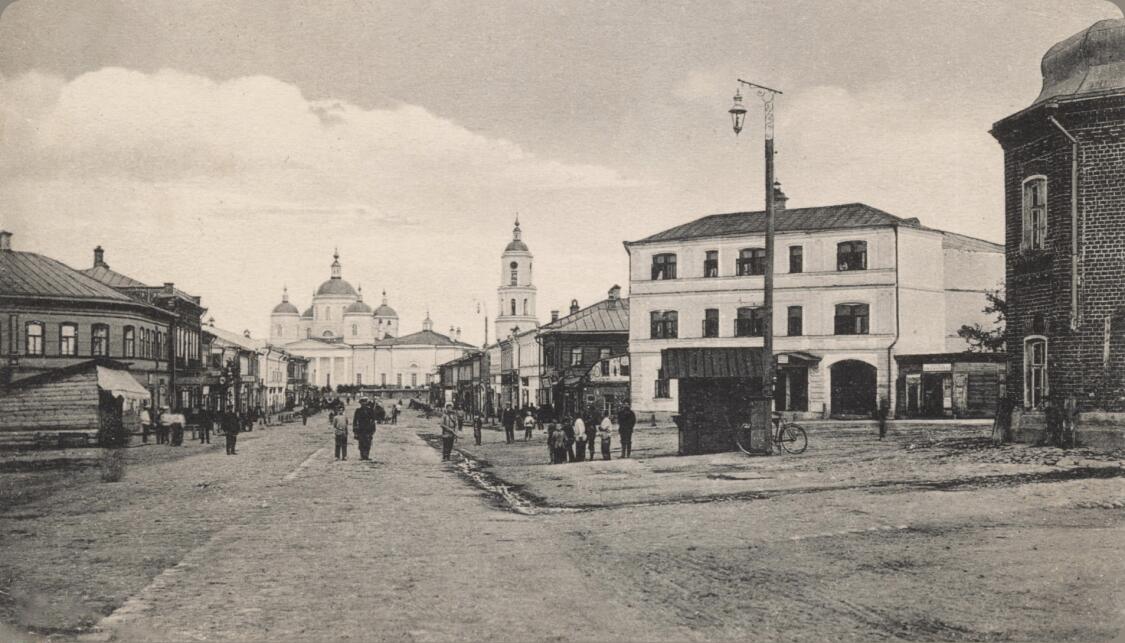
[495,216,538,340]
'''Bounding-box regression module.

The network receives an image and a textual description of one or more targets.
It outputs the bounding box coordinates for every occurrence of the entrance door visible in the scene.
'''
[774,367,809,412]
[921,373,948,417]
[830,360,877,417]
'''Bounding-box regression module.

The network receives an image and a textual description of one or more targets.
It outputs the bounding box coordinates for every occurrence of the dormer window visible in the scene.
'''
[837,241,867,271]
[1022,176,1047,251]
[651,254,677,280]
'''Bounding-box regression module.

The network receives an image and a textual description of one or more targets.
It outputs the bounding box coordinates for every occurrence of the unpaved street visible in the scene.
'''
[2,410,1124,642]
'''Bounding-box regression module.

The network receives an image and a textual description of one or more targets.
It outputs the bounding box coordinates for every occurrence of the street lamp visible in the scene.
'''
[729,78,783,453]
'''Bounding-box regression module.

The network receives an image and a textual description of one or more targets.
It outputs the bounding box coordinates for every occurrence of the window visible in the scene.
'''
[397,373,403,387]
[411,373,418,387]
[650,310,678,339]
[837,241,867,271]
[523,299,529,316]
[1022,176,1047,251]
[356,373,363,385]
[789,246,803,273]
[381,373,387,386]
[651,253,677,280]
[325,307,331,320]
[25,322,44,356]
[787,306,803,336]
[510,261,519,286]
[703,250,719,278]
[735,307,766,337]
[570,347,583,366]
[306,328,312,338]
[834,303,870,335]
[59,323,77,356]
[599,348,611,376]
[276,324,282,336]
[702,308,719,338]
[1024,337,1047,408]
[654,369,670,398]
[510,299,517,316]
[92,324,109,356]
[352,324,358,336]
[619,356,631,377]
[737,248,767,276]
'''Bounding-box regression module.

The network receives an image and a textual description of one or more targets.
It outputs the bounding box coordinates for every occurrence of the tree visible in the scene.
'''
[957,290,1006,353]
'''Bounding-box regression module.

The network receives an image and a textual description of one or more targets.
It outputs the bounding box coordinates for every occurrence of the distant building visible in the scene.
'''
[538,285,630,417]
[623,196,1004,422]
[992,18,1125,447]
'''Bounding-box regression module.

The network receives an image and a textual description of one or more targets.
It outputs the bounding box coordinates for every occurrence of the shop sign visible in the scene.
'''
[923,363,952,373]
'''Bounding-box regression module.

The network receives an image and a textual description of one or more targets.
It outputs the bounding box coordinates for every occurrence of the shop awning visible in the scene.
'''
[96,366,151,403]
[777,351,821,365]
[661,348,764,379]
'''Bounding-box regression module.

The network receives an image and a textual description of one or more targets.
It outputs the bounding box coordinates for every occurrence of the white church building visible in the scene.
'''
[269,251,475,388]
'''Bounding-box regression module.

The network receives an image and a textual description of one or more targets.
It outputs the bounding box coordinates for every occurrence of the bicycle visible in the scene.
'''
[733,413,808,455]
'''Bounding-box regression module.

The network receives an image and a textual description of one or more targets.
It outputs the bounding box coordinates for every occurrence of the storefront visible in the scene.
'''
[895,353,1006,419]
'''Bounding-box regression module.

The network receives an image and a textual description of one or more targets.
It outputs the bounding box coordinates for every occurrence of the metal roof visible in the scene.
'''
[541,298,629,334]
[0,250,138,303]
[1035,19,1125,107]
[628,203,917,245]
[389,329,475,349]
[661,348,764,380]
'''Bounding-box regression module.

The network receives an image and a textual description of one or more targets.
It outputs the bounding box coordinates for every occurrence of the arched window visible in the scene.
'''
[1024,336,1048,409]
[91,324,109,356]
[325,307,331,320]
[1022,176,1047,251]
[59,323,78,356]
[737,248,766,276]
[122,325,135,357]
[510,261,519,286]
[352,324,358,336]
[25,322,44,356]
[511,299,517,316]
[523,298,529,315]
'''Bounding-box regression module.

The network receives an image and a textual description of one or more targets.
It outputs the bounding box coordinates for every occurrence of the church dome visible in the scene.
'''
[503,217,530,253]
[345,286,372,314]
[272,286,299,315]
[301,305,313,319]
[1035,19,1125,106]
[315,249,359,297]
[373,291,398,318]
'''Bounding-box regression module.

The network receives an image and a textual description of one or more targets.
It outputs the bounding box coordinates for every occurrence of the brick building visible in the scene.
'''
[991,19,1125,446]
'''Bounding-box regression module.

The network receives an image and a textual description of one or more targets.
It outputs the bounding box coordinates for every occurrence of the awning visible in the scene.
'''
[661,348,764,379]
[96,366,151,403]
[777,351,821,365]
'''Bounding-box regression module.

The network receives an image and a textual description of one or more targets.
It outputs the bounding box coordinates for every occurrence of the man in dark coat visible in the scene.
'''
[501,404,516,444]
[221,406,240,455]
[353,399,378,461]
[617,402,636,458]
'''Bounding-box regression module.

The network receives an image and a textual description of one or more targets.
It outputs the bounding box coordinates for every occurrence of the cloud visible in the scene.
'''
[0,67,637,192]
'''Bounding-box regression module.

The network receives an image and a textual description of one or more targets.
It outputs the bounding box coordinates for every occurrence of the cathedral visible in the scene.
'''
[269,251,474,388]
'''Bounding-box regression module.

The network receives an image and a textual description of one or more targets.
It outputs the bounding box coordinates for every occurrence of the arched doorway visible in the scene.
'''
[830,360,877,417]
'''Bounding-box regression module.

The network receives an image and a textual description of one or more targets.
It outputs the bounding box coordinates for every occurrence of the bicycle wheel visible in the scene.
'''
[778,424,807,454]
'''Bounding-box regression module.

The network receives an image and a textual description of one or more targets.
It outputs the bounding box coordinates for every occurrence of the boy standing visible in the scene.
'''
[333,411,349,460]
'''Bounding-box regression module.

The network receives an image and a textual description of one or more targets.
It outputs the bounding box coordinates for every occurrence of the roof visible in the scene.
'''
[205,326,260,351]
[0,250,139,303]
[1035,19,1125,107]
[628,203,919,245]
[661,348,764,380]
[316,277,358,297]
[81,264,149,288]
[345,300,373,314]
[389,329,475,348]
[301,306,314,318]
[4,358,133,390]
[273,301,300,315]
[940,231,1003,253]
[541,298,629,334]
[374,303,398,317]
[505,239,529,253]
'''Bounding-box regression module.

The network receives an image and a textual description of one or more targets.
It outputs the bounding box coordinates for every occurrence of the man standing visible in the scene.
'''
[221,405,240,455]
[353,399,377,461]
[617,402,636,458]
[501,404,516,444]
[440,405,459,461]
[199,408,212,444]
[523,410,536,441]
[472,413,483,446]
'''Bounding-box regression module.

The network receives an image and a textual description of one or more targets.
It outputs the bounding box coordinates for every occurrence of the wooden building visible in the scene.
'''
[894,353,1006,419]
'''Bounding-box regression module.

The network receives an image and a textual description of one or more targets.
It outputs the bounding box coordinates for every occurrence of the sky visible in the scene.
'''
[0,0,1118,345]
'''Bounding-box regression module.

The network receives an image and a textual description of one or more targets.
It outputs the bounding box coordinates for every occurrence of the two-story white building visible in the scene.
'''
[624,201,1003,421]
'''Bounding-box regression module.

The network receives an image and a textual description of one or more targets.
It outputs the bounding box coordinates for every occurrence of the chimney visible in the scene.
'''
[162,282,175,296]
[0,230,11,252]
[551,310,560,322]
[570,299,579,315]
[93,245,107,267]
[455,327,462,341]
[450,325,456,336]
[608,285,621,301]
[208,317,216,327]
[772,181,788,211]
[243,329,251,338]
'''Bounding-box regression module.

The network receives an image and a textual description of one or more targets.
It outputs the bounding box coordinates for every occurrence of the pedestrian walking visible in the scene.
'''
[221,406,240,455]
[353,399,377,461]
[573,415,587,462]
[472,414,483,446]
[440,405,459,461]
[140,405,152,444]
[546,422,563,464]
[332,411,349,460]
[199,409,212,444]
[561,416,576,462]
[523,411,535,441]
[501,404,516,444]
[584,412,598,460]
[599,411,614,461]
[301,407,308,425]
[456,406,466,432]
[617,402,636,458]
[168,410,185,446]
[391,404,400,425]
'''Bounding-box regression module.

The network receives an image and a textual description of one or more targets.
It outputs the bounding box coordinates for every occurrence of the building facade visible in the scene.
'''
[992,18,1125,446]
[624,200,1004,421]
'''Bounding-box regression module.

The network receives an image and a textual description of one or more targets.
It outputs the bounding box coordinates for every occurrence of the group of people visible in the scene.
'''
[545,403,636,464]
[329,397,392,461]
[137,402,302,456]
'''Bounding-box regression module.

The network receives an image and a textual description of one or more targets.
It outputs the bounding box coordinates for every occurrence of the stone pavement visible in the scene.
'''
[83,413,693,642]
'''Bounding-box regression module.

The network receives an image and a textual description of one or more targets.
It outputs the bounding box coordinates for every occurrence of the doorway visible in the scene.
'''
[830,360,877,417]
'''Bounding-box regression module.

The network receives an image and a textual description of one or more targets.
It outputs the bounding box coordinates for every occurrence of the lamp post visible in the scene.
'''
[730,78,782,453]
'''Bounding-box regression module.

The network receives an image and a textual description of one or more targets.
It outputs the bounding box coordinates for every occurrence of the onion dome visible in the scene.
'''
[1035,19,1125,106]
[504,216,529,252]
[272,286,299,315]
[315,248,359,297]
[301,305,313,319]
[345,286,373,314]
[373,290,399,318]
